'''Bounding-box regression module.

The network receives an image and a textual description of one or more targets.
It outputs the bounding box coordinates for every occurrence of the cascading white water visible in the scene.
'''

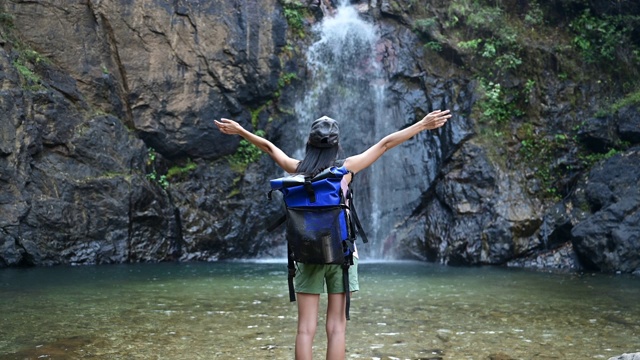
[294,2,383,147]
[294,1,388,258]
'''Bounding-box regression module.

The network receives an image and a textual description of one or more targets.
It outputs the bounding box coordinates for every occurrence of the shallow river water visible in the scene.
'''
[0,260,638,360]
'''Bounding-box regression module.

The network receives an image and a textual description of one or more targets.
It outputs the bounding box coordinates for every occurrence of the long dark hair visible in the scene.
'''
[295,143,340,177]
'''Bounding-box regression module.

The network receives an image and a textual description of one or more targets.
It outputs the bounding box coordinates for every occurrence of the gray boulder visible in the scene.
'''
[571,147,640,273]
[609,353,640,360]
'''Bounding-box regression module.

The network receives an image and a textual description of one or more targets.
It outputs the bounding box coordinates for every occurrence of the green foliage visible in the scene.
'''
[481,41,496,58]
[229,130,266,172]
[569,10,626,64]
[443,14,459,29]
[278,72,297,88]
[477,81,522,124]
[413,18,437,35]
[486,31,521,69]
[424,41,442,52]
[146,147,157,165]
[146,172,169,189]
[146,148,169,189]
[518,118,630,199]
[458,39,481,51]
[523,79,535,103]
[423,0,639,203]
[524,0,544,26]
[226,176,243,199]
[1,13,50,90]
[246,70,297,128]
[146,147,198,190]
[0,12,14,28]
[21,49,48,64]
[281,1,307,37]
[250,106,264,129]
[495,52,522,70]
[518,125,569,199]
[13,59,40,84]
[166,160,198,180]
[466,4,503,30]
[145,148,198,187]
[284,8,303,30]
[457,37,522,73]
[611,89,640,112]
[11,47,51,90]
[578,148,621,168]
[593,88,640,117]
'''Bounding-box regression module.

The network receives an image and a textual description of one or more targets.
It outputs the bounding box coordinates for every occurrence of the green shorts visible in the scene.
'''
[294,257,359,294]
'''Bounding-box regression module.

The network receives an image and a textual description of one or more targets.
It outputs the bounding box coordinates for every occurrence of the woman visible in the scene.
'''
[214,109,451,360]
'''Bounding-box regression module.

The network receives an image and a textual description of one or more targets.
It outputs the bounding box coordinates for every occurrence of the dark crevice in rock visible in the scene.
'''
[89,6,134,129]
[169,193,184,261]
[13,236,35,267]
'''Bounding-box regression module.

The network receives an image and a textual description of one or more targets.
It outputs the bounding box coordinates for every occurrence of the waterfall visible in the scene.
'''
[294,2,383,151]
[294,1,388,258]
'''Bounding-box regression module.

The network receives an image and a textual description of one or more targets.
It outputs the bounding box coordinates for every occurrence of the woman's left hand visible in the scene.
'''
[420,110,451,130]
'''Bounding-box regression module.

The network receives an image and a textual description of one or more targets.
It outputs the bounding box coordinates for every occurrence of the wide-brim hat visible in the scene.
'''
[308,116,339,148]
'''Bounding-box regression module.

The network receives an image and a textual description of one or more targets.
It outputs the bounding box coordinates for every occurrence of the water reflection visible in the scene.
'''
[0,261,638,359]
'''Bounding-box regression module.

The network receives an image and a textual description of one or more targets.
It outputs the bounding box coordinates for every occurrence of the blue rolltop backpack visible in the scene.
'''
[268,165,368,320]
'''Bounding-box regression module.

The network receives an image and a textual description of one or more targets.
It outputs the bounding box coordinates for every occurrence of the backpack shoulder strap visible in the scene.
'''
[287,246,296,302]
[345,170,369,243]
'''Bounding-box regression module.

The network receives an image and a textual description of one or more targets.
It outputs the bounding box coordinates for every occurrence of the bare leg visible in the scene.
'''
[296,292,320,360]
[325,293,347,360]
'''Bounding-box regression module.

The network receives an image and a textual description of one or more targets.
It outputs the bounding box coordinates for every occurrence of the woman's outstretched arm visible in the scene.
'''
[343,110,451,174]
[214,118,300,173]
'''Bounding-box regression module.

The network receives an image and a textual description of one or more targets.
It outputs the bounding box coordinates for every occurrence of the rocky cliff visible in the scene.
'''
[1,0,638,274]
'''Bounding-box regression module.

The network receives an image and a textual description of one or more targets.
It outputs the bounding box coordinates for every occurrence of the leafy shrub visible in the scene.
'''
[524,0,544,26]
[146,148,169,189]
[414,18,437,35]
[166,160,198,180]
[281,1,307,36]
[424,41,442,52]
[611,89,640,112]
[278,72,297,88]
[477,81,522,124]
[229,130,266,171]
[458,39,481,51]
[466,4,503,31]
[0,12,14,27]
[570,10,626,64]
[13,59,40,84]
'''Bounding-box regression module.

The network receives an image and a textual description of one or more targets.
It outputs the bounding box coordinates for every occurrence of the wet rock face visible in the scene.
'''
[506,242,582,271]
[570,147,640,273]
[578,106,640,154]
[0,50,177,266]
[390,143,543,266]
[617,106,640,144]
[1,0,288,267]
[5,0,286,160]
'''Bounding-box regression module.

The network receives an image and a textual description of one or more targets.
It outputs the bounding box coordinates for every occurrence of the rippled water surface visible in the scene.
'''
[0,261,638,359]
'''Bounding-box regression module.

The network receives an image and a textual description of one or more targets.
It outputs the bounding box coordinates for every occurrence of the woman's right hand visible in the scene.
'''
[214,117,300,173]
[214,118,245,135]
